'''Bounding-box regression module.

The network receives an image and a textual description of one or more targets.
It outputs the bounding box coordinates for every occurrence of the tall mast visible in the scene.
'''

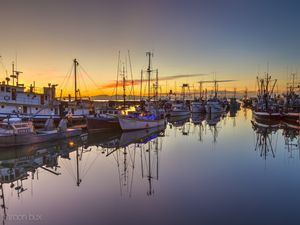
[122,64,126,108]
[11,62,16,86]
[291,73,296,94]
[199,82,203,98]
[155,69,158,102]
[140,70,143,101]
[116,51,120,101]
[214,80,217,98]
[127,50,135,100]
[73,59,79,101]
[146,52,152,100]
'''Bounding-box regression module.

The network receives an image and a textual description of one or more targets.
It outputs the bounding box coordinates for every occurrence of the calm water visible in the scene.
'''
[1,108,300,225]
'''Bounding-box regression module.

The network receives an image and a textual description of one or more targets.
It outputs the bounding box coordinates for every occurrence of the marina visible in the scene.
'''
[0,51,299,225]
[0,109,300,224]
[0,0,299,224]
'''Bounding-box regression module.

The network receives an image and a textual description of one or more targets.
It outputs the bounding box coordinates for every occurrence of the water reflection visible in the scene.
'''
[251,115,300,160]
[251,117,280,160]
[282,122,300,159]
[191,113,206,142]
[205,113,225,143]
[89,126,165,197]
[2,109,300,224]
[0,136,85,224]
[191,113,205,125]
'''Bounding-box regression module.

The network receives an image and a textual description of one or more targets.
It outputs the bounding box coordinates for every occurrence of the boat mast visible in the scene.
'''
[146,52,152,100]
[127,50,135,100]
[214,80,217,98]
[155,69,158,102]
[10,62,16,86]
[122,64,126,108]
[199,82,203,99]
[116,51,120,101]
[140,70,143,101]
[73,59,79,101]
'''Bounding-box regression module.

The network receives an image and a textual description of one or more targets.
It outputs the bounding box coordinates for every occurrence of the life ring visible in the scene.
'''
[4,96,10,101]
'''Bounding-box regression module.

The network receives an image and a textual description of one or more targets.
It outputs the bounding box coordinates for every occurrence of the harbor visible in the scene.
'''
[1,0,300,224]
[0,109,300,225]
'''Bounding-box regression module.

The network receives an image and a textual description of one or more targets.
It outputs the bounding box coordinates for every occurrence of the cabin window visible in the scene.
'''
[55,108,58,114]
[0,86,4,92]
[11,88,16,100]
[23,106,27,114]
[6,87,10,92]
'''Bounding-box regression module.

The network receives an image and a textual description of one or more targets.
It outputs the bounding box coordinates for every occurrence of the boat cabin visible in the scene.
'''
[0,118,34,135]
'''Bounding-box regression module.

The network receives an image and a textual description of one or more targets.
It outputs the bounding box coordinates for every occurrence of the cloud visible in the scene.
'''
[100,73,207,89]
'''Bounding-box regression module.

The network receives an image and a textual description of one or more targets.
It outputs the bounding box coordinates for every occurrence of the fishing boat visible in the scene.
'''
[204,79,233,114]
[253,74,281,120]
[86,52,136,132]
[86,109,121,132]
[168,101,190,116]
[118,111,166,131]
[0,61,61,123]
[0,117,81,147]
[168,84,191,116]
[282,73,300,122]
[191,100,205,113]
[205,98,225,114]
[191,81,207,113]
[118,52,166,131]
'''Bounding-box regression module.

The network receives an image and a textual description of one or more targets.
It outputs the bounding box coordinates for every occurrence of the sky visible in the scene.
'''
[0,0,299,96]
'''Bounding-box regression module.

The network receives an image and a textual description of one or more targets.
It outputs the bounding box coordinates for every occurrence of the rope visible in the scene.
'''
[79,64,99,90]
[60,63,73,91]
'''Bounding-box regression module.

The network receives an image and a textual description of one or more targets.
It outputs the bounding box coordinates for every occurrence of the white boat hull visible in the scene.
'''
[118,116,166,131]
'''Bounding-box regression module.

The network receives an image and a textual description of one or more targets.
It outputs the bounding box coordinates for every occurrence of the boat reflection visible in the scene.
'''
[191,113,205,125]
[191,113,206,142]
[205,113,224,127]
[167,115,190,128]
[205,113,224,143]
[282,122,300,159]
[251,118,280,159]
[0,136,85,224]
[98,126,165,197]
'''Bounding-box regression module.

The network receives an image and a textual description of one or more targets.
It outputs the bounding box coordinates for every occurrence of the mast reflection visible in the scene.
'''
[0,136,85,224]
[205,113,223,143]
[251,118,279,159]
[282,121,300,159]
[98,126,166,197]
